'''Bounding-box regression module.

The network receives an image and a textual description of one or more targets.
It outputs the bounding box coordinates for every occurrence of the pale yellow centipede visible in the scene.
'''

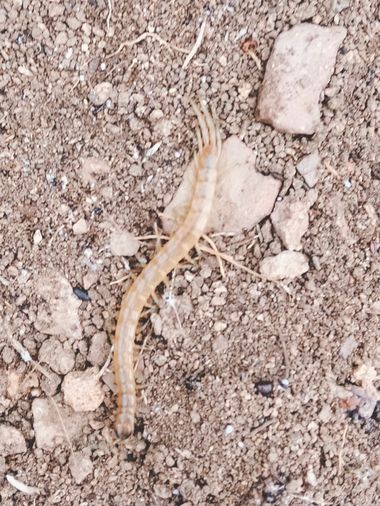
[113,101,222,437]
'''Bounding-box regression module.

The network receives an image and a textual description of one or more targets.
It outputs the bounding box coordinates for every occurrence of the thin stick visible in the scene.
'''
[97,344,114,379]
[338,424,349,476]
[106,0,112,33]
[201,234,226,278]
[278,334,291,379]
[199,244,263,279]
[251,419,273,435]
[107,32,189,59]
[182,16,208,69]
[49,396,73,453]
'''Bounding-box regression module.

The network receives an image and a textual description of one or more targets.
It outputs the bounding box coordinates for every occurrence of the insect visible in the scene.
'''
[113,101,222,437]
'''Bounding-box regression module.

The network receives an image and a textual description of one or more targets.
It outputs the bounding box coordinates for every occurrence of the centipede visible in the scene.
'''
[113,101,222,437]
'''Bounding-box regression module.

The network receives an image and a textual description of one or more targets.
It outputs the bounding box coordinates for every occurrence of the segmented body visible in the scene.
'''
[113,102,222,437]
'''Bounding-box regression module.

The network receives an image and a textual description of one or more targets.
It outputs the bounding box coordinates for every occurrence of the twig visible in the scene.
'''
[199,244,263,279]
[10,338,53,381]
[201,234,226,278]
[338,424,349,476]
[6,475,40,496]
[278,334,291,379]
[97,344,114,379]
[106,0,112,34]
[107,32,189,59]
[49,396,73,453]
[182,16,208,69]
[251,419,273,435]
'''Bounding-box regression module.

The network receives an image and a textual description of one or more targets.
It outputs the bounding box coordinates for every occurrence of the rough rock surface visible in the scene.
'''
[271,195,313,251]
[296,152,321,187]
[62,368,105,412]
[69,451,94,484]
[260,250,309,280]
[256,23,347,134]
[34,271,82,340]
[32,398,86,450]
[163,136,281,234]
[0,425,26,456]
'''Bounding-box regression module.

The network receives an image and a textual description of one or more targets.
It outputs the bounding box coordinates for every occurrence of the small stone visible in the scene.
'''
[370,301,380,315]
[238,81,252,99]
[63,368,105,412]
[79,157,110,186]
[66,16,82,31]
[33,229,43,245]
[129,163,143,177]
[213,321,227,332]
[118,90,130,109]
[260,251,309,280]
[154,484,172,499]
[190,410,201,424]
[318,404,332,423]
[166,455,175,467]
[153,354,167,367]
[306,468,318,487]
[39,337,75,375]
[212,334,228,352]
[154,118,173,137]
[296,152,321,188]
[88,82,113,106]
[83,271,98,290]
[88,332,110,366]
[40,371,61,396]
[256,23,347,134]
[255,380,274,397]
[0,425,26,456]
[73,218,89,235]
[55,31,68,46]
[69,451,93,484]
[49,3,64,17]
[109,230,140,256]
[271,196,311,250]
[339,335,358,359]
[163,136,281,234]
[224,424,234,435]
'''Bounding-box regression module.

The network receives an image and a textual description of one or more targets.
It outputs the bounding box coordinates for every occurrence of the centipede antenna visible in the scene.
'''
[195,125,203,150]
[199,100,215,147]
[190,99,209,147]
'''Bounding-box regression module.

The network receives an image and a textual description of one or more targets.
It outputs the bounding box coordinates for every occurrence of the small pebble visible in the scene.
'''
[62,368,104,412]
[73,218,89,235]
[33,229,43,245]
[224,424,234,435]
[88,82,113,106]
[73,286,90,302]
[255,380,274,397]
[69,451,93,484]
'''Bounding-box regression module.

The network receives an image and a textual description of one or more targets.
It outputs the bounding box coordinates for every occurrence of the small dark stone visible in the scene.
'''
[73,286,91,301]
[255,380,274,397]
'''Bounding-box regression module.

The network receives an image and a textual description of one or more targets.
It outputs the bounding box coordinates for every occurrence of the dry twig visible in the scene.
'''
[182,16,208,69]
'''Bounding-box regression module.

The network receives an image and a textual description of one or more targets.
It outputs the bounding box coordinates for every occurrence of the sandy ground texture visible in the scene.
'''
[1,1,379,505]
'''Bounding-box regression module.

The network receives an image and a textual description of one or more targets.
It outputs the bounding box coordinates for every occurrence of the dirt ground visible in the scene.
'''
[0,1,379,505]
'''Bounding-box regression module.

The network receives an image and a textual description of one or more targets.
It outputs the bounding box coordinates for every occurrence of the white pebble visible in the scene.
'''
[33,229,43,245]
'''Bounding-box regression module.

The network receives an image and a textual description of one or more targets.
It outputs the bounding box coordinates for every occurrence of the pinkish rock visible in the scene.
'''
[163,136,281,234]
[260,251,309,280]
[271,196,312,251]
[256,23,347,134]
[296,152,321,187]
